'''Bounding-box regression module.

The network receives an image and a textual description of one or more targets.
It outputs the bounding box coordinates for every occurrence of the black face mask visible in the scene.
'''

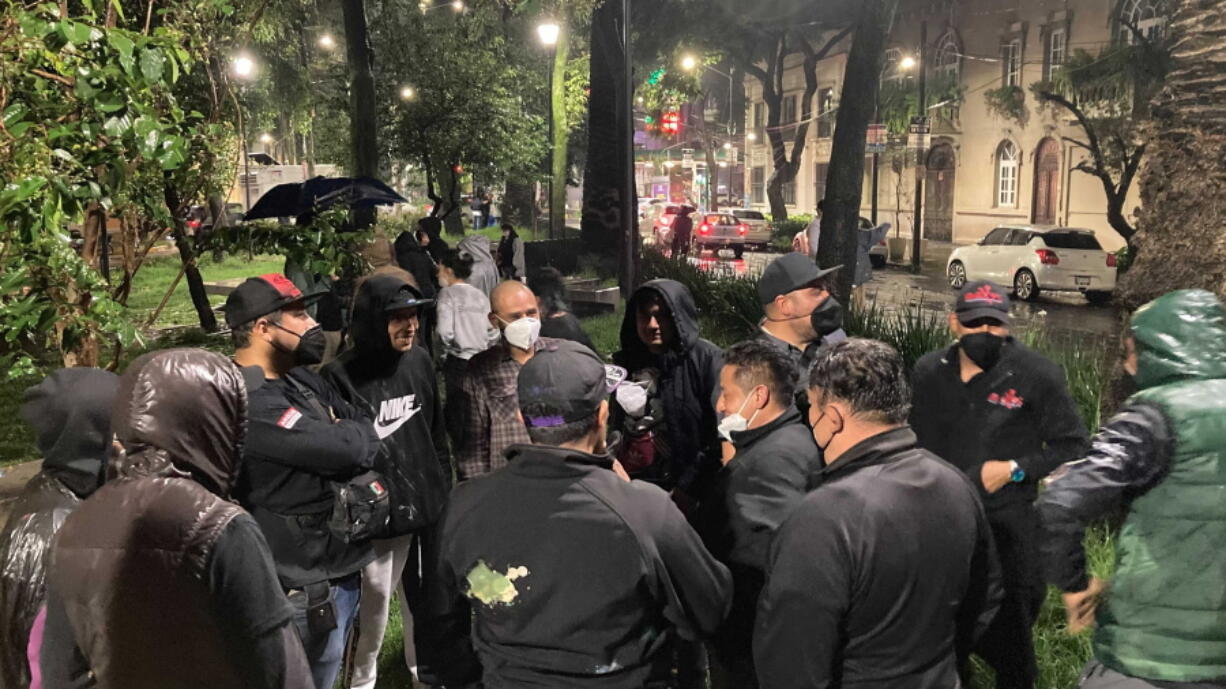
[810,297,844,339]
[274,324,327,366]
[961,332,1006,371]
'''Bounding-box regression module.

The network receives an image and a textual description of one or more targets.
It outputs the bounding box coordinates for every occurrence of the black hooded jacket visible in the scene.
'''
[322,275,452,535]
[394,232,439,300]
[612,280,723,496]
[0,369,117,689]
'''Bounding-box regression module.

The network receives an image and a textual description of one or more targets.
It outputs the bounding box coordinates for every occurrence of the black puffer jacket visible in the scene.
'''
[394,232,439,300]
[45,349,310,689]
[0,369,118,689]
[323,275,452,535]
[612,280,723,496]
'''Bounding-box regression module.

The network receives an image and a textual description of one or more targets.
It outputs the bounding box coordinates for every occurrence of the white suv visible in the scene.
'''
[947,225,1117,304]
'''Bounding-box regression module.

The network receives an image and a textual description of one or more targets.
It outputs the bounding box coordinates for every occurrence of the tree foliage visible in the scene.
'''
[0,2,213,375]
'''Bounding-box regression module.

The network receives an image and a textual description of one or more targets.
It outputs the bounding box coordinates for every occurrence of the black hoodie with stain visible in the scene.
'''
[0,369,118,689]
[612,280,723,500]
[323,275,452,535]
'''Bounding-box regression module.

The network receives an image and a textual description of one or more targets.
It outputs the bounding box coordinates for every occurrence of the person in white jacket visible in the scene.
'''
[436,249,501,448]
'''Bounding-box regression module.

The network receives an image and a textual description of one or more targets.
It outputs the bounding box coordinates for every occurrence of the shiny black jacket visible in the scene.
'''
[755,428,1002,689]
[0,369,116,689]
[1037,402,1173,592]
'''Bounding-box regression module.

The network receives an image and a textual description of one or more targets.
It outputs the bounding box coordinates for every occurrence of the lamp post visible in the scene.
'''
[538,20,561,240]
[232,54,257,214]
[871,52,916,226]
[680,54,735,136]
[911,20,928,273]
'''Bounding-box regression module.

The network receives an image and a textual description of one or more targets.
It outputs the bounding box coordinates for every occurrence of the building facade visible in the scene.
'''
[743,0,1165,250]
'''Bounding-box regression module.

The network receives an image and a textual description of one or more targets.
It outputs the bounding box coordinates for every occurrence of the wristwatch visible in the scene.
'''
[1008,460,1026,483]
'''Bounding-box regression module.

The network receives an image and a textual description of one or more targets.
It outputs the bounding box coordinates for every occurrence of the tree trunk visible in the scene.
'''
[817,1,891,302]
[550,12,571,238]
[164,181,218,332]
[1116,0,1226,311]
[438,162,464,236]
[343,0,378,230]
[580,0,625,256]
[504,181,535,227]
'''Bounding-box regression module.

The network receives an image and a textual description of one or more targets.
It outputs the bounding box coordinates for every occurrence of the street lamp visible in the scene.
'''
[452,0,464,11]
[747,132,757,142]
[539,20,561,238]
[231,54,258,217]
[232,54,256,79]
[680,54,697,71]
[723,142,732,150]
[259,133,272,145]
[899,55,917,71]
[318,33,336,50]
[400,85,416,101]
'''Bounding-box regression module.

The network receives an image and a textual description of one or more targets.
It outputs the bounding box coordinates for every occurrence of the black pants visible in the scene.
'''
[970,505,1045,689]
[672,232,691,259]
[442,355,469,452]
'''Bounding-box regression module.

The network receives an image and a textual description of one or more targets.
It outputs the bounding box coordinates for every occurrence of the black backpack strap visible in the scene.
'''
[284,373,334,422]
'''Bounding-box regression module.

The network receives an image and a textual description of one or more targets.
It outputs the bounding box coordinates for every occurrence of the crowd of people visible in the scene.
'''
[1,230,1225,689]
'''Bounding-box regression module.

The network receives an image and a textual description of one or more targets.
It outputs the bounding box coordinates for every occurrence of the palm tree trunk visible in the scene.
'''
[1116,0,1226,310]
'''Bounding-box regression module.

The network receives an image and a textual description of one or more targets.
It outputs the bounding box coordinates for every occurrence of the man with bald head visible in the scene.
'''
[455,280,562,481]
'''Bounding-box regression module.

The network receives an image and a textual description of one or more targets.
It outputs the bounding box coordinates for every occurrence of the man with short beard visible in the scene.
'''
[322,275,451,689]
[911,281,1088,689]
[228,274,381,689]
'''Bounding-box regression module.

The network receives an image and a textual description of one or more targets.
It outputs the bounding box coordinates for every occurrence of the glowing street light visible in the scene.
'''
[536,21,560,46]
[232,54,257,79]
[747,132,758,142]
[723,142,733,150]
[318,33,336,50]
[899,55,917,71]
[400,85,416,101]
[259,133,273,145]
[451,0,464,11]
[680,54,697,71]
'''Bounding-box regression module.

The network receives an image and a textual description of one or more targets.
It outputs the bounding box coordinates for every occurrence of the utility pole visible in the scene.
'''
[619,0,637,292]
[910,20,927,272]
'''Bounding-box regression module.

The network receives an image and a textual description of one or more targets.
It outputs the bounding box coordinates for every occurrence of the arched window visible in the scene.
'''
[996,141,1019,208]
[1118,0,1170,44]
[935,31,961,80]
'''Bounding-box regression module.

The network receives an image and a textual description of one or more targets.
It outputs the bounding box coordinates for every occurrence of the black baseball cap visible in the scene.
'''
[956,281,1011,325]
[757,253,841,304]
[223,274,327,329]
[517,340,628,428]
[385,282,434,312]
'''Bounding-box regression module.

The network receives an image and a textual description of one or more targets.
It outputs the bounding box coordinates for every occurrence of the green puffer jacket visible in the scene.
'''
[1096,289,1226,681]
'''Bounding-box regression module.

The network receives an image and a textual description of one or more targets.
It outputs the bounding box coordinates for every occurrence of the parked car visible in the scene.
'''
[946,225,1117,304]
[693,213,752,259]
[719,208,772,250]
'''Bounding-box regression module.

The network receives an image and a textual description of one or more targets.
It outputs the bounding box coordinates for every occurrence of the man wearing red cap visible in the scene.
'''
[226,274,382,689]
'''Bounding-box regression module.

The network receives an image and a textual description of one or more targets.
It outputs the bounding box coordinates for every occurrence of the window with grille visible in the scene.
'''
[1001,40,1022,87]
[782,179,796,205]
[782,95,797,124]
[996,141,1019,207]
[752,167,766,204]
[1045,28,1066,80]
[1118,0,1169,43]
[817,88,834,138]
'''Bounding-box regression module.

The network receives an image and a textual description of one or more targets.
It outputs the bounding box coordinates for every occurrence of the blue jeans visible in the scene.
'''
[290,574,362,689]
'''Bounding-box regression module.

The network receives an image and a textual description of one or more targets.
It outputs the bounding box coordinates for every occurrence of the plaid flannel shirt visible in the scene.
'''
[456,337,557,481]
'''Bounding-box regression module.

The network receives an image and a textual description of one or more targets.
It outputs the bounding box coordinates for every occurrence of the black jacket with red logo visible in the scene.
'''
[909,338,1089,512]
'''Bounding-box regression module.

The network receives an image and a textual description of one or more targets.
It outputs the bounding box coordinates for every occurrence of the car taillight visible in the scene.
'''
[1036,249,1060,265]
[1106,253,1117,268]
[737,224,748,235]
[699,223,711,234]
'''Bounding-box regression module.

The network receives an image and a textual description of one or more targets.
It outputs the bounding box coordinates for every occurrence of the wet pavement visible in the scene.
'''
[688,245,1123,341]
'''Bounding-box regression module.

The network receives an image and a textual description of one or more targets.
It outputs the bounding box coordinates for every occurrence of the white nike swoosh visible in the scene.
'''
[373,406,421,440]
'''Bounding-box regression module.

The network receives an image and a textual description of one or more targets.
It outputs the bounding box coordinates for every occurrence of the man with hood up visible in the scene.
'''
[0,369,118,689]
[40,349,313,689]
[457,234,500,297]
[1038,289,1226,689]
[322,274,451,689]
[610,279,723,505]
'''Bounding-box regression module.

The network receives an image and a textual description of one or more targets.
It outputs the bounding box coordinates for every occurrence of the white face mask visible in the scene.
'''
[717,387,762,443]
[498,315,541,351]
[616,382,649,418]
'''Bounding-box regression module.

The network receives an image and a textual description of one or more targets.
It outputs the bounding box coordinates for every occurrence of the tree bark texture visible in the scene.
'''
[816,1,891,302]
[164,182,218,333]
[580,0,626,256]
[550,13,571,238]
[1116,0,1226,310]
[343,0,378,229]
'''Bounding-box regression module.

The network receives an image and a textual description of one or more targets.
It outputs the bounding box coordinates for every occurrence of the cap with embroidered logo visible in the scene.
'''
[223,273,328,329]
[517,340,627,428]
[956,281,1011,325]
